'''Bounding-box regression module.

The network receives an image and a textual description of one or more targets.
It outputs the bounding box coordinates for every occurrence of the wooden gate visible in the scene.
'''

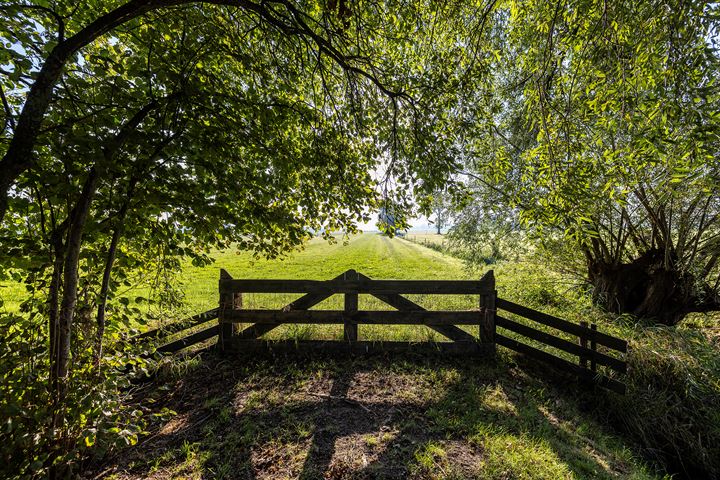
[218,268,497,354]
[138,268,628,393]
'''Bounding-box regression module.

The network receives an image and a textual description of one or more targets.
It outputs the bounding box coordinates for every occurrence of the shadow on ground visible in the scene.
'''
[91,351,655,479]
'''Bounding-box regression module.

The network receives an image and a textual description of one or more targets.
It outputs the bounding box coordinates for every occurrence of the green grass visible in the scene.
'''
[100,355,663,480]
[155,233,602,345]
[3,233,717,477]
[177,233,470,309]
[405,232,449,248]
[140,233,484,341]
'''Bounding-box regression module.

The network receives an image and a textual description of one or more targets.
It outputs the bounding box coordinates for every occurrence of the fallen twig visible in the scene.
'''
[304,391,373,413]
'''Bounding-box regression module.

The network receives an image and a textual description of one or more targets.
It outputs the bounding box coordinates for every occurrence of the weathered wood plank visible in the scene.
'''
[496,315,626,373]
[133,308,219,340]
[344,270,358,342]
[495,334,626,394]
[235,271,350,340]
[220,278,494,295]
[496,298,627,352]
[358,273,478,343]
[157,325,219,353]
[579,320,589,369]
[218,269,239,350]
[224,309,482,325]
[479,270,496,349]
[590,323,598,372]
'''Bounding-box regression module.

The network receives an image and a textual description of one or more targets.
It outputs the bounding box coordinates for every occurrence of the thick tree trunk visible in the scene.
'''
[588,249,720,325]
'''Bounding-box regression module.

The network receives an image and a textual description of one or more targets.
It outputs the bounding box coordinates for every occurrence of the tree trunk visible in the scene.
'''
[48,95,163,474]
[93,224,121,370]
[48,230,65,394]
[55,168,99,385]
[48,167,99,478]
[94,194,132,370]
[587,249,719,325]
[47,227,67,473]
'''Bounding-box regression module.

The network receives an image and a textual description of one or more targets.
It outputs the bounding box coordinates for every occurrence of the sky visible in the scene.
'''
[357,211,435,232]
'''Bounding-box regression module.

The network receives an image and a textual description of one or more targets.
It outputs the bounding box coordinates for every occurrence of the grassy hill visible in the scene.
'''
[90,234,669,479]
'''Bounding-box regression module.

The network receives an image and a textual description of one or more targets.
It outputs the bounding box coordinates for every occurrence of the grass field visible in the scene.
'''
[0,233,618,349]
[404,232,448,249]
[178,233,471,311]
[157,233,480,342]
[4,233,715,478]
[83,234,668,479]
[142,233,595,344]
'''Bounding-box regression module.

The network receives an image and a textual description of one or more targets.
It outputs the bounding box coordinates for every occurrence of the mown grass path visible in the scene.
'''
[180,234,470,310]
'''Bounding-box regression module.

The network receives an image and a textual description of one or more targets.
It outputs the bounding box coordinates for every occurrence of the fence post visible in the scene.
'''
[479,270,496,354]
[579,320,589,369]
[219,269,241,351]
[590,323,597,372]
[344,269,358,342]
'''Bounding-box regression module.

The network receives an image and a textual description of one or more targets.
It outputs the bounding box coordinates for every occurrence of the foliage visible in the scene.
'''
[609,323,720,478]
[448,202,527,265]
[0,2,502,473]
[0,308,154,478]
[456,0,720,323]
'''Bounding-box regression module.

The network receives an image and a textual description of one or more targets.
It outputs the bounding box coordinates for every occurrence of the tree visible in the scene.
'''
[0,1,500,475]
[0,0,496,224]
[430,190,452,234]
[460,0,720,324]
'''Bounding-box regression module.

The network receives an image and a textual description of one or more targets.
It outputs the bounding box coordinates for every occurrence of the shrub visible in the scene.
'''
[0,310,151,478]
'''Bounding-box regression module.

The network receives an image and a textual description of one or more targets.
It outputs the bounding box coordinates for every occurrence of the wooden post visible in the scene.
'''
[479,270,496,353]
[579,320,589,369]
[219,269,241,351]
[590,323,597,372]
[344,269,358,342]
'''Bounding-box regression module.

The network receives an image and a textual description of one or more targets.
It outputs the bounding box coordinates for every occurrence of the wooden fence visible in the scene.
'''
[138,268,628,393]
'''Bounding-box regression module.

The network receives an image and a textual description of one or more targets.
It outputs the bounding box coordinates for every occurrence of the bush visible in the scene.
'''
[0,310,151,479]
[606,323,720,479]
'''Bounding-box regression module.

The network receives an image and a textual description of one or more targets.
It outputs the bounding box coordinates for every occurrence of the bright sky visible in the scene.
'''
[357,211,434,232]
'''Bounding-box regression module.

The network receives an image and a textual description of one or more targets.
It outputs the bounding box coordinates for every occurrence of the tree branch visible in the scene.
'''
[0,0,407,223]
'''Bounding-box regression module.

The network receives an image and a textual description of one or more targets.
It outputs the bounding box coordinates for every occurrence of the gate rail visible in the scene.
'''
[134,268,628,393]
